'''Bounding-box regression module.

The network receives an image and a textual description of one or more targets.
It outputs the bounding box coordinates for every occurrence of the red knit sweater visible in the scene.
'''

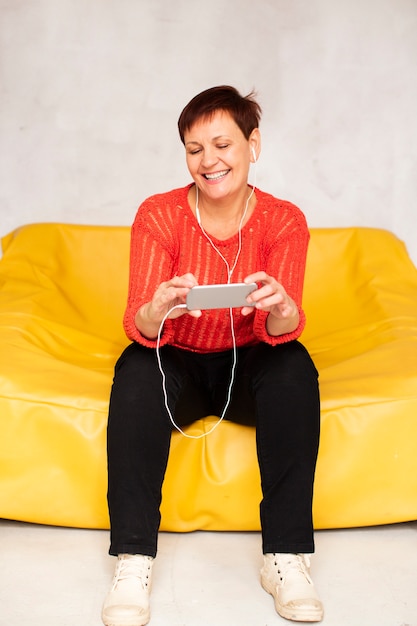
[123,185,309,353]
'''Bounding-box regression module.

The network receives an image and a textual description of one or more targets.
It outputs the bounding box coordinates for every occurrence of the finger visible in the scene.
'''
[169,276,192,288]
[248,283,278,306]
[181,272,198,285]
[257,292,286,310]
[174,273,198,288]
[241,305,256,316]
[244,271,268,284]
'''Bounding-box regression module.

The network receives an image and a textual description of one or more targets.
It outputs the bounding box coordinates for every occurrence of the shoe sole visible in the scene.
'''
[102,622,149,626]
[101,609,150,626]
[261,576,323,622]
[102,619,149,626]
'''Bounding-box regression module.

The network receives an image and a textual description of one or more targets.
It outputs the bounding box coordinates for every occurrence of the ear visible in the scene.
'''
[249,128,261,163]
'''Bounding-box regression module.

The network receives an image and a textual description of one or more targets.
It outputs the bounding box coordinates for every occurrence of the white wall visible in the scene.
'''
[1,0,416,264]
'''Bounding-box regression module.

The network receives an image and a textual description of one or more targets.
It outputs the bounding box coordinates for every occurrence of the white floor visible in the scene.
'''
[1,518,416,626]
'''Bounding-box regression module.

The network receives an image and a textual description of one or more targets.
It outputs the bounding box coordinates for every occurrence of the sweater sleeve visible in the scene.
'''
[123,197,177,347]
[251,202,310,346]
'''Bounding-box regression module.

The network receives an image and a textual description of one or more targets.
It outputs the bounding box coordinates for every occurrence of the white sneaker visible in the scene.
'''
[261,553,323,622]
[102,554,153,626]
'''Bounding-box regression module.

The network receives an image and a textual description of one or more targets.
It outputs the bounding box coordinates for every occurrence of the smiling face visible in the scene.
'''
[184,110,260,205]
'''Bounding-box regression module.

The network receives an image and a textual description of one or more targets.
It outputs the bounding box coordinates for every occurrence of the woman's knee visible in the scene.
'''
[114,343,155,376]
[245,341,318,387]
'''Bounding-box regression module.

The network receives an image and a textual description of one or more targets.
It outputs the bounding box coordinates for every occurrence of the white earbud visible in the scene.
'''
[251,147,257,163]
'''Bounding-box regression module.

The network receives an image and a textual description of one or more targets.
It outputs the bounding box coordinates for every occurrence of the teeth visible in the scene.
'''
[204,170,229,180]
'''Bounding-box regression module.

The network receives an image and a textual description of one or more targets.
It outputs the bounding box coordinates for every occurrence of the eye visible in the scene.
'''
[217,144,229,150]
[188,148,202,155]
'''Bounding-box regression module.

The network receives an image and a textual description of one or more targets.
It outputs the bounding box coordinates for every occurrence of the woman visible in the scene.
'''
[102,85,323,625]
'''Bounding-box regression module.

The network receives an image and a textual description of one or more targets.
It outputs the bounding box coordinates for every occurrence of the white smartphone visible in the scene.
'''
[186,282,257,310]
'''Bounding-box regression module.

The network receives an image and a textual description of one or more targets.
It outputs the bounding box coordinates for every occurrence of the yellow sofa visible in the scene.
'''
[1,223,417,531]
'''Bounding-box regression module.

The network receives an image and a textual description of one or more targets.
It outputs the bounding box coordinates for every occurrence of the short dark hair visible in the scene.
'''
[178,85,262,144]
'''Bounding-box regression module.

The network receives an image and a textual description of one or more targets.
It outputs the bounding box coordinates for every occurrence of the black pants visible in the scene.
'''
[107,341,320,558]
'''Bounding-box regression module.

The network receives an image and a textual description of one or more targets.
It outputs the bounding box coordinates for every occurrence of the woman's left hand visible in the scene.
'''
[241,271,299,336]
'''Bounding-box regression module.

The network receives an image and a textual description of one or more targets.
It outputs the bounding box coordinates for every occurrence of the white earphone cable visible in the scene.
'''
[195,170,256,282]
[156,304,234,439]
[156,159,258,438]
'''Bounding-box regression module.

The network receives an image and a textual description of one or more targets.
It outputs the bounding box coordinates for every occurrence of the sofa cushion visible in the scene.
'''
[0,223,416,530]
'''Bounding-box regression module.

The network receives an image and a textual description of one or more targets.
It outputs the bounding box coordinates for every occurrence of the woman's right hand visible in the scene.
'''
[135,273,201,339]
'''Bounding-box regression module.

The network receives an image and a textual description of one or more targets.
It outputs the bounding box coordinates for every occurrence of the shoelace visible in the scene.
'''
[111,555,152,592]
[272,554,313,586]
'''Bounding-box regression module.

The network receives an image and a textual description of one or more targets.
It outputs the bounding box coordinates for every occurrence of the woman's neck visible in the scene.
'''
[190,184,257,239]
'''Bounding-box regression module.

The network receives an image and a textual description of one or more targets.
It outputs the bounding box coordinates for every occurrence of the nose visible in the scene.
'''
[200,147,218,169]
